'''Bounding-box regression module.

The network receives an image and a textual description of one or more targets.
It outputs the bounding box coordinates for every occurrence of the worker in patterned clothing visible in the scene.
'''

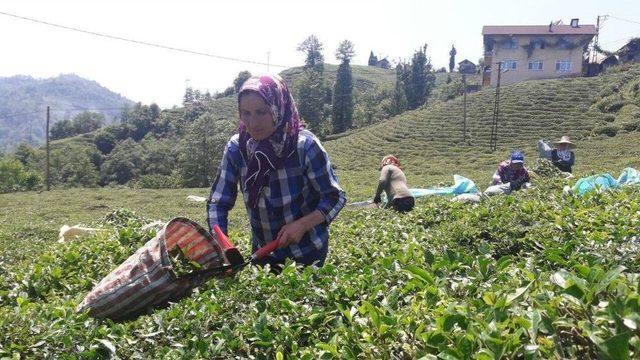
[207,74,346,271]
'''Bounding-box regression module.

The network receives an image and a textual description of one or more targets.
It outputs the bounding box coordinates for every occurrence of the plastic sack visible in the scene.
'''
[538,140,552,159]
[617,167,640,186]
[572,174,619,196]
[483,183,512,196]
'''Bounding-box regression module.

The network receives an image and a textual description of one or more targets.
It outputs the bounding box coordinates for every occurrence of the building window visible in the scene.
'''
[556,60,572,72]
[501,38,519,49]
[528,60,543,71]
[503,60,517,70]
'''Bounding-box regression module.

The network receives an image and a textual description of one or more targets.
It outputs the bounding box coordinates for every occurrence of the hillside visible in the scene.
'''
[326,65,640,199]
[0,74,134,151]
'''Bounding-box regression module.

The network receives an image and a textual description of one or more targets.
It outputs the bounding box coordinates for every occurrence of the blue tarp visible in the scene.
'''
[573,174,619,196]
[572,168,640,196]
[618,167,640,186]
[409,175,479,197]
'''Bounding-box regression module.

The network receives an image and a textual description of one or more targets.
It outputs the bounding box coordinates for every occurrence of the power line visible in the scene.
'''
[608,15,640,26]
[0,10,291,68]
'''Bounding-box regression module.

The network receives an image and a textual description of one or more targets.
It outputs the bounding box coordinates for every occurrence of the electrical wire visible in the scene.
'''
[0,10,291,68]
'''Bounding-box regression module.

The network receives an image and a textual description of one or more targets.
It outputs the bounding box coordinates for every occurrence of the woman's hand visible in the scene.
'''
[275,220,307,248]
[275,210,325,249]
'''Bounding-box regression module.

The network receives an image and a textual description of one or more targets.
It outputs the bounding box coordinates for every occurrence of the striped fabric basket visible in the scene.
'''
[76,217,227,321]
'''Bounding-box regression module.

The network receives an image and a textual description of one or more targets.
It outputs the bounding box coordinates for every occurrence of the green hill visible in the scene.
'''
[0,74,134,151]
[326,65,640,199]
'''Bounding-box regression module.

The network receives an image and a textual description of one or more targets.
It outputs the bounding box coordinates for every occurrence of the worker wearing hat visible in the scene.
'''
[551,136,576,173]
[491,151,531,191]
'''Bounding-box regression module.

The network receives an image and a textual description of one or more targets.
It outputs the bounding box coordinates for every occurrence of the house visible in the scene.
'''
[617,38,640,64]
[482,19,597,86]
[376,58,391,69]
[457,59,477,74]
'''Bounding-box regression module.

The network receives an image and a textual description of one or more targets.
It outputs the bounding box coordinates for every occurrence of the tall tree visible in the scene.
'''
[233,71,252,93]
[368,51,378,66]
[449,44,457,72]
[407,44,435,110]
[392,63,408,115]
[295,35,329,132]
[297,35,324,72]
[332,40,355,133]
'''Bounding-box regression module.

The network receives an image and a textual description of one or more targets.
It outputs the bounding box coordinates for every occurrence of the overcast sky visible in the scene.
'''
[1,0,639,108]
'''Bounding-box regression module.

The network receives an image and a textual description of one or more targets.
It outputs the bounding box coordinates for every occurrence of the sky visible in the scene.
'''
[1,0,639,108]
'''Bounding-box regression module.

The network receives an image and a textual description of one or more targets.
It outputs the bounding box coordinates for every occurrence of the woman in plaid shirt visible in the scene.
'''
[207,74,346,269]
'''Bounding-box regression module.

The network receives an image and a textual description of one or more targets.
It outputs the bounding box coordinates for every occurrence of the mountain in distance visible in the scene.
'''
[0,73,135,151]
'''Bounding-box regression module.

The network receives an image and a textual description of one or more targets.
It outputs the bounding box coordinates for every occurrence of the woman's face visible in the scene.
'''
[557,143,569,151]
[239,92,276,140]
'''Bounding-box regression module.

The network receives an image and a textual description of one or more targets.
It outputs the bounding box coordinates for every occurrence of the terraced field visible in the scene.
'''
[327,65,640,199]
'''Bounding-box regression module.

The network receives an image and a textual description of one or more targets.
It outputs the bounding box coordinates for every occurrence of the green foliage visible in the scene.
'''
[392,65,408,116]
[332,43,355,134]
[1,184,640,358]
[594,125,619,137]
[0,156,40,193]
[294,69,331,133]
[100,139,144,185]
[50,111,105,140]
[233,71,252,93]
[405,45,436,110]
[178,114,235,188]
[449,44,457,72]
[335,40,355,63]
[297,35,325,72]
[48,144,100,188]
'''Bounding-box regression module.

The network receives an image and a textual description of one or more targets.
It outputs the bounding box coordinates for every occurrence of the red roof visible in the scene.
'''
[482,25,597,36]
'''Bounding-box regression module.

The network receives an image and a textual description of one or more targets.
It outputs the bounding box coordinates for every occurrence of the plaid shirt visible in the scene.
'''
[207,130,346,261]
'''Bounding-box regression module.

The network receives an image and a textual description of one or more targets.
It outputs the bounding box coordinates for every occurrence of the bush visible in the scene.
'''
[621,120,640,132]
[603,114,616,122]
[130,173,183,189]
[0,156,41,193]
[593,124,619,137]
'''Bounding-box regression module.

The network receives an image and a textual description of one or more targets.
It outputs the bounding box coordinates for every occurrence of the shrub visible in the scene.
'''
[593,124,619,137]
[0,156,41,193]
[621,120,640,132]
[602,114,616,123]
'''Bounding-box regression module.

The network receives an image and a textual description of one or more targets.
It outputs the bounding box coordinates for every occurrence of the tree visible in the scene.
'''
[332,40,355,133]
[297,35,324,71]
[449,44,457,72]
[368,51,378,66]
[406,44,435,110]
[49,119,75,140]
[392,64,408,115]
[335,40,355,63]
[71,112,104,134]
[178,113,235,187]
[294,70,329,132]
[0,156,40,193]
[295,35,329,133]
[233,71,252,93]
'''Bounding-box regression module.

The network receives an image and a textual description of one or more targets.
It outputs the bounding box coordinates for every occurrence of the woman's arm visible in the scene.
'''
[206,140,240,235]
[277,136,346,248]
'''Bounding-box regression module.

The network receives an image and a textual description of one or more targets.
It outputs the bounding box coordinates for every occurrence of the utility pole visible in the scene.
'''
[591,15,608,63]
[46,106,50,191]
[462,73,467,142]
[267,51,271,72]
[490,62,502,152]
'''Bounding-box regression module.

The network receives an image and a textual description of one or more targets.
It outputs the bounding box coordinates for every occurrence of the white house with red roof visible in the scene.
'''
[482,19,598,86]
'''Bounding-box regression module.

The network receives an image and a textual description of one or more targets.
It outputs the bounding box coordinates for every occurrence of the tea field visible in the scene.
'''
[2,65,640,358]
[1,177,640,359]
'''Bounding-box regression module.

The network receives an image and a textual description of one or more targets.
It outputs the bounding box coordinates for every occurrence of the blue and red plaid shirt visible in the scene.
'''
[207,130,346,261]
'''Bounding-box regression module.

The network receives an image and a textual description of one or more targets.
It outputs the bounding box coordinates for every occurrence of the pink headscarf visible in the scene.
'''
[238,74,303,209]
